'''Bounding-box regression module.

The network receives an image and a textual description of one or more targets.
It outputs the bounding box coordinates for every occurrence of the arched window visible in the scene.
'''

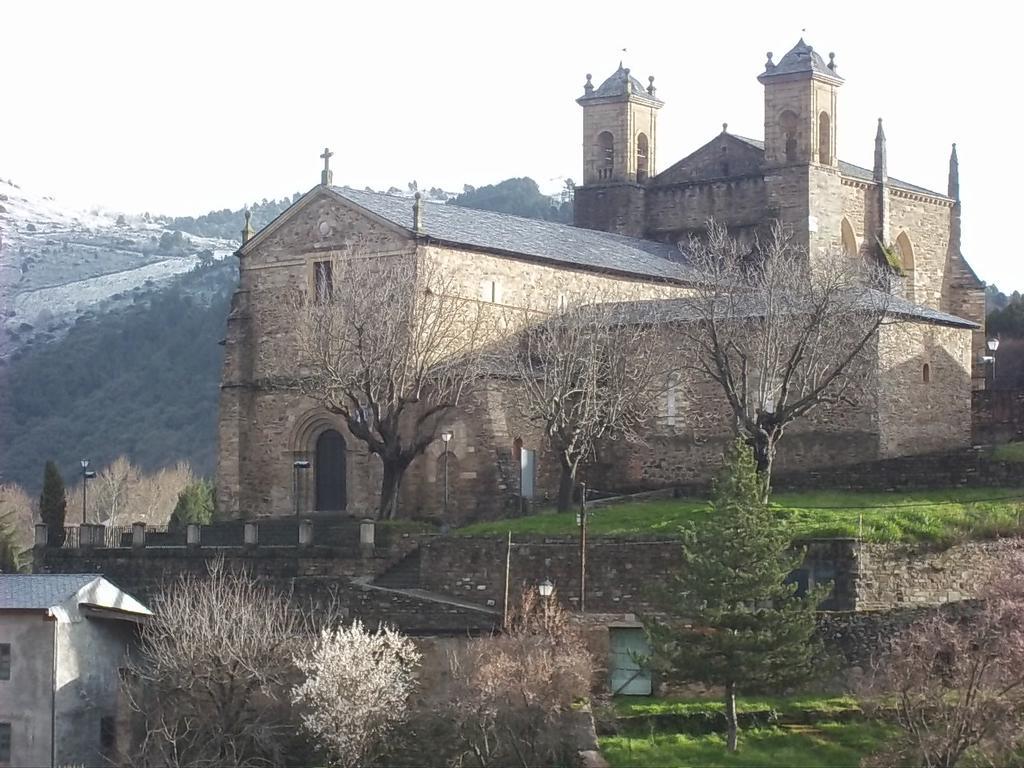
[780,110,799,162]
[636,133,649,182]
[513,437,523,463]
[923,363,931,384]
[895,231,916,297]
[597,131,614,180]
[818,112,831,164]
[841,218,858,258]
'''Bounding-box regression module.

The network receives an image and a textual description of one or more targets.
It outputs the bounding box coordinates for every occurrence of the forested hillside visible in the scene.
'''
[0,259,234,493]
[1,178,569,493]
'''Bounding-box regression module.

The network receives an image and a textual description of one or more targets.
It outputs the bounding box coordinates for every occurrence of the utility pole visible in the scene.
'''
[579,484,588,613]
[503,530,512,628]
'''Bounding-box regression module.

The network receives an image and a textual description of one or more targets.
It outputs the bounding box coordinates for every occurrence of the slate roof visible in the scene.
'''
[596,291,978,330]
[730,135,948,198]
[0,574,98,610]
[330,187,692,281]
[759,39,842,82]
[578,64,662,104]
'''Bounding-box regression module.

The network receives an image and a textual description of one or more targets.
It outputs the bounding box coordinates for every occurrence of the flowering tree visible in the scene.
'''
[860,553,1024,767]
[291,621,420,768]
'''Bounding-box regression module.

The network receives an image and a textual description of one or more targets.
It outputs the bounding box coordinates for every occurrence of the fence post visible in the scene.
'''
[244,522,258,549]
[186,524,201,548]
[34,524,48,548]
[132,522,146,549]
[298,519,313,547]
[359,519,375,557]
[79,523,94,549]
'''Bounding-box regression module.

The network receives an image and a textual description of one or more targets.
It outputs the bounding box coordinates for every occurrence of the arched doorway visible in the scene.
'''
[315,429,347,512]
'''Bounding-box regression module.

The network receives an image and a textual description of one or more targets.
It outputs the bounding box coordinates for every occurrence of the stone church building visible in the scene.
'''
[216,39,985,521]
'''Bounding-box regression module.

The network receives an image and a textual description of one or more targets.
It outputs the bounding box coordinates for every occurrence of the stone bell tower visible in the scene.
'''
[758,39,844,257]
[573,64,663,237]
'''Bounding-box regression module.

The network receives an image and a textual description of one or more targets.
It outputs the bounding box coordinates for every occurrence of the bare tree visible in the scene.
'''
[507,299,669,511]
[400,587,593,768]
[291,255,493,518]
[682,220,895,500]
[0,483,36,567]
[89,455,139,524]
[291,620,421,768]
[859,553,1024,768]
[124,561,321,768]
[67,458,193,527]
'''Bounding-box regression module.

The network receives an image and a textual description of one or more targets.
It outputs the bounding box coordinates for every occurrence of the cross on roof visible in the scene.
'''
[320,147,334,172]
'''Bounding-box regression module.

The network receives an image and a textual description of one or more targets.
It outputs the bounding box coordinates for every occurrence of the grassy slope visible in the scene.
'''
[457,488,1024,544]
[614,694,860,718]
[601,721,895,768]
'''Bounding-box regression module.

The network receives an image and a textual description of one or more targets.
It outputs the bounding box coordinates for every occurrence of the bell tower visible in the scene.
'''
[577,64,663,185]
[573,64,662,236]
[758,39,842,168]
[758,39,844,258]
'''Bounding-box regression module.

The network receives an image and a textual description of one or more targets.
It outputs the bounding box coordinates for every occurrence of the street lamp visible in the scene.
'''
[538,578,554,599]
[293,460,311,518]
[987,338,1000,382]
[80,460,96,524]
[440,430,453,520]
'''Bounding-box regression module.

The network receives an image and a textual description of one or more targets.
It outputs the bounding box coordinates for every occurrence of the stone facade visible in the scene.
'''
[216,37,982,522]
[575,39,986,376]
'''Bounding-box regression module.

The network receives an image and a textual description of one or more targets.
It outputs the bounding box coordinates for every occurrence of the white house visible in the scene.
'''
[0,574,151,768]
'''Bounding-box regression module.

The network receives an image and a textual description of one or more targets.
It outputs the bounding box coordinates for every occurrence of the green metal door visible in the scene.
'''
[609,627,652,696]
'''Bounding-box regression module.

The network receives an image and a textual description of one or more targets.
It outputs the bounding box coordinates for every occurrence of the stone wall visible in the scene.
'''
[772,446,1024,493]
[415,536,860,613]
[973,389,1024,444]
[33,531,498,636]
[877,321,973,457]
[856,538,1024,611]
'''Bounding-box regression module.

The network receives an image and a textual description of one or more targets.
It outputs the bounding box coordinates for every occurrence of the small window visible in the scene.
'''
[636,133,649,182]
[100,716,116,752]
[0,645,9,681]
[818,111,831,164]
[479,279,501,304]
[314,261,333,303]
[597,131,614,180]
[0,723,9,763]
[923,363,931,384]
[665,374,679,426]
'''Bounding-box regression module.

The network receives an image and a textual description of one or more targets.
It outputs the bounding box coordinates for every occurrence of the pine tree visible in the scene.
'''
[645,440,827,753]
[169,479,215,528]
[38,461,67,546]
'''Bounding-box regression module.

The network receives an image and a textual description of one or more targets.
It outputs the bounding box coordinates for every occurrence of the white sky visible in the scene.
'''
[3,0,1022,290]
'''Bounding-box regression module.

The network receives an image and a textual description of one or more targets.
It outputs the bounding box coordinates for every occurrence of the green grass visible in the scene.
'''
[457,488,1024,544]
[601,721,896,768]
[993,442,1024,463]
[614,694,860,718]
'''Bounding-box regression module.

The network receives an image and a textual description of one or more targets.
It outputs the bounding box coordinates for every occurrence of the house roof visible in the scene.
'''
[577,64,663,105]
[730,135,948,199]
[0,574,98,610]
[758,39,842,83]
[0,574,152,618]
[329,187,692,281]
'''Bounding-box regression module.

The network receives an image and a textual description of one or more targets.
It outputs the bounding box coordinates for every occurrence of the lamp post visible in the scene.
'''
[440,430,453,520]
[987,337,1000,382]
[80,459,96,524]
[293,460,311,518]
[538,578,554,599]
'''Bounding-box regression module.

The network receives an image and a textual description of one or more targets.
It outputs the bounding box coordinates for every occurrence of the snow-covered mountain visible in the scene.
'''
[0,177,237,359]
